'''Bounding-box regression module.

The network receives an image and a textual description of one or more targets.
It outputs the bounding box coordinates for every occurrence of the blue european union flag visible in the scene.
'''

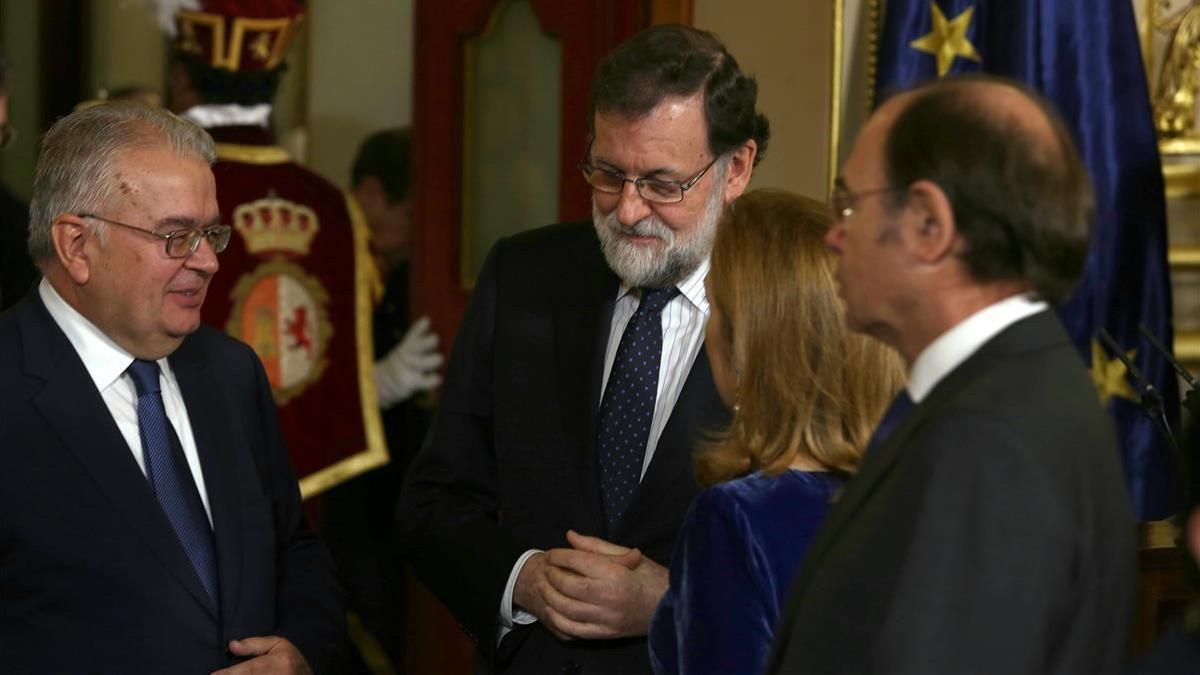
[874,0,1180,520]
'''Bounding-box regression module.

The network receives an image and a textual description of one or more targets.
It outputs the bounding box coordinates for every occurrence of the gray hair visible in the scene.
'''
[28,102,216,263]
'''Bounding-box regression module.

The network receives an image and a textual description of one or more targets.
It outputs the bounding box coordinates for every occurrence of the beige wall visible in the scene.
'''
[76,0,414,190]
[305,0,414,188]
[86,0,165,103]
[694,0,836,200]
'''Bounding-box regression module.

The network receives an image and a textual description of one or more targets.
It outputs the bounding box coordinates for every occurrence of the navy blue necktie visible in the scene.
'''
[597,287,679,530]
[127,359,219,607]
[866,389,915,456]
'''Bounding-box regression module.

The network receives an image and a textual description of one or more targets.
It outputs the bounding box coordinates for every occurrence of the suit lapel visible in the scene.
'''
[19,297,217,619]
[554,240,619,536]
[782,311,1068,607]
[768,312,1071,673]
[170,337,244,624]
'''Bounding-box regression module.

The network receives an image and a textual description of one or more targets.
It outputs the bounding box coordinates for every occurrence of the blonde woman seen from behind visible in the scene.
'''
[648,188,905,675]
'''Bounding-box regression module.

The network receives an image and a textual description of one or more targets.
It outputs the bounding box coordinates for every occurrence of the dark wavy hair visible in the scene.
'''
[882,76,1093,305]
[588,24,770,165]
[174,51,287,106]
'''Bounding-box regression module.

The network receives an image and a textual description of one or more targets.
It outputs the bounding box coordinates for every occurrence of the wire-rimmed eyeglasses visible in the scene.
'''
[79,213,232,258]
[830,182,903,221]
[579,140,719,204]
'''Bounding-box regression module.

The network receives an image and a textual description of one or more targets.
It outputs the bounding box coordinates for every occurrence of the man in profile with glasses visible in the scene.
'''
[0,49,38,311]
[399,24,768,673]
[766,76,1133,673]
[0,102,343,673]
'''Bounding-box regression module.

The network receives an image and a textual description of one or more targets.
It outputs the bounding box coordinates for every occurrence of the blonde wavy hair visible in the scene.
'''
[695,188,906,486]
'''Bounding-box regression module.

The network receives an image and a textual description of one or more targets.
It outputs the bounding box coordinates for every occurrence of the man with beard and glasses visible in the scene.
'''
[398,24,769,674]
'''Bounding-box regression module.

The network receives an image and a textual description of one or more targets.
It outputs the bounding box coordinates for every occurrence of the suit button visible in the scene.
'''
[561,660,581,675]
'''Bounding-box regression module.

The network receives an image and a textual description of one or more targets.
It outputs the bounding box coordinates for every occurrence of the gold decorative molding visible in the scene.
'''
[215,143,292,165]
[828,0,844,196]
[1175,329,1200,364]
[1162,137,1200,156]
[1164,161,1200,198]
[828,0,883,195]
[1169,244,1200,268]
[1139,519,1180,550]
[866,0,883,113]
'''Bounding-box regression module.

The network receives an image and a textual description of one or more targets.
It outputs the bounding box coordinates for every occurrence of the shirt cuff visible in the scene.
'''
[497,549,542,645]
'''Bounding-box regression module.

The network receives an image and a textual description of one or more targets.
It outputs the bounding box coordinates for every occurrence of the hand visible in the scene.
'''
[519,530,667,641]
[210,636,311,675]
[374,315,443,408]
[513,551,574,641]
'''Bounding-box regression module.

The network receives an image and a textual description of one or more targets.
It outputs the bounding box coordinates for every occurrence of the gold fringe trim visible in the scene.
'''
[346,610,399,674]
[215,143,292,165]
[297,191,390,499]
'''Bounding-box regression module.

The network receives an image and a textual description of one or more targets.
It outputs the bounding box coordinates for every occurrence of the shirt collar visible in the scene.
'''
[180,103,272,129]
[907,293,1048,402]
[39,278,172,391]
[616,256,710,316]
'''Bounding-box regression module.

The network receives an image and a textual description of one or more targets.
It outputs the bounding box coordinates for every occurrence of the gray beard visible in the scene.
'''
[592,176,725,289]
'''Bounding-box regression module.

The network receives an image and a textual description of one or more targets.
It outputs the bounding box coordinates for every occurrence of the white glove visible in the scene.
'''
[374,316,444,408]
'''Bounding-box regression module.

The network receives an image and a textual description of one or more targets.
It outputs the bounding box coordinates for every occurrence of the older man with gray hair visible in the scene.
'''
[0,102,343,673]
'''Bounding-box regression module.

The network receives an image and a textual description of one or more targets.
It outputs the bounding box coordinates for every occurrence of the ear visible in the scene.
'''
[51,214,94,285]
[721,140,757,203]
[903,179,958,264]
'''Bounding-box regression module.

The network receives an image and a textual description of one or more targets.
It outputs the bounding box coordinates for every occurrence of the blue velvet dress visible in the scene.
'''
[649,469,843,675]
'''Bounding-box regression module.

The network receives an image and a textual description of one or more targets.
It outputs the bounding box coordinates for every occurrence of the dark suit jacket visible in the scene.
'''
[397,222,728,674]
[767,311,1136,674]
[0,291,344,674]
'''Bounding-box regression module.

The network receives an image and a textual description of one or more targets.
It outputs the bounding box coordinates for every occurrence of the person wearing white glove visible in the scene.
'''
[374,315,443,408]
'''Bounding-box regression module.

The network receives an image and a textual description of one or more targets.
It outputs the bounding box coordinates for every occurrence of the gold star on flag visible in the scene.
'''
[1091,339,1139,406]
[910,2,982,77]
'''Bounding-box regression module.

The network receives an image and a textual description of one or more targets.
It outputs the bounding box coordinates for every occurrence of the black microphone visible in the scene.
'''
[1137,323,1199,510]
[1138,323,1199,417]
[1099,327,1185,505]
[1099,326,1156,398]
[1099,328,1170,428]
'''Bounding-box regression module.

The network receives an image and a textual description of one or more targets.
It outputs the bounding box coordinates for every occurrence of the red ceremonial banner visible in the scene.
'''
[201,125,386,499]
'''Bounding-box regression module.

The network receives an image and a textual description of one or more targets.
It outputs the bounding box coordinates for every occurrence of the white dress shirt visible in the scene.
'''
[906,293,1048,403]
[498,258,713,640]
[39,279,213,524]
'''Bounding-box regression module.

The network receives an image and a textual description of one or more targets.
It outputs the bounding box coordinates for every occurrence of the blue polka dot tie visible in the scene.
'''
[127,359,219,608]
[597,287,680,530]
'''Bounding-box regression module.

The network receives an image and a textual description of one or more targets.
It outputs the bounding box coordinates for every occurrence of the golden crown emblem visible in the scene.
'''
[233,195,320,256]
